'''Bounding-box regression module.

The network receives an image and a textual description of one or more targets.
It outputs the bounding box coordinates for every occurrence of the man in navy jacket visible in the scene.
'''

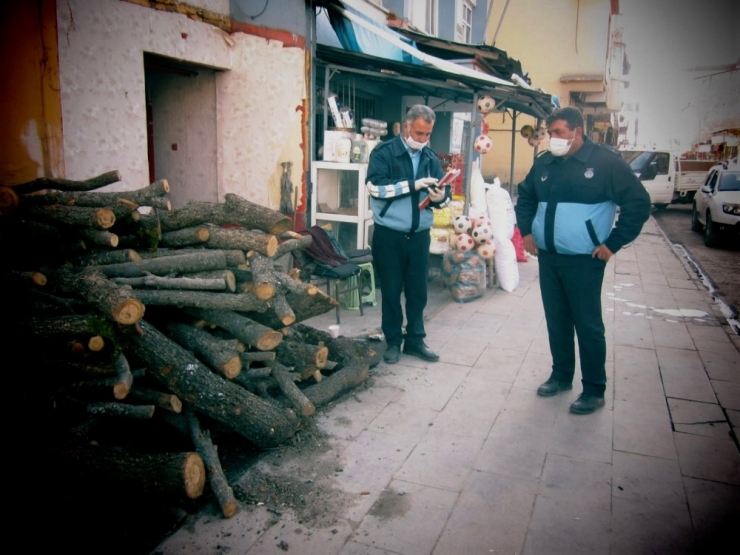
[366,104,451,364]
[515,106,650,414]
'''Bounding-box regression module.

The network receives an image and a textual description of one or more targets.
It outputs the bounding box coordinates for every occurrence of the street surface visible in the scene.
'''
[651,204,740,319]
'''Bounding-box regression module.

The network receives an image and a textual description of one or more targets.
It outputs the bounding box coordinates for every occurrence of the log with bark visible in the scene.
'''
[119,320,299,448]
[160,226,210,248]
[26,204,117,230]
[134,290,267,312]
[94,250,227,279]
[19,179,170,211]
[301,358,370,408]
[270,361,315,417]
[87,402,155,419]
[164,321,242,379]
[9,170,122,197]
[128,387,183,413]
[112,273,231,292]
[275,340,329,380]
[189,308,283,351]
[76,248,142,267]
[204,226,277,258]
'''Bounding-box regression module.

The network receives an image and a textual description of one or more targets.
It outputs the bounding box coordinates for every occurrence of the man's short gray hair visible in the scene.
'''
[405,104,436,125]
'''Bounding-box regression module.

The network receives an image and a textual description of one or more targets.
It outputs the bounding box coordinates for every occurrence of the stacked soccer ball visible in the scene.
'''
[451,214,496,259]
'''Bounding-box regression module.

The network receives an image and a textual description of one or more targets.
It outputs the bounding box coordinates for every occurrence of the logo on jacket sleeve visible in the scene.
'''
[584,168,594,179]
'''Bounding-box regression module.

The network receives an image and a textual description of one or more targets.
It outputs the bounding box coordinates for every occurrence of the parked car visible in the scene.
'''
[691,159,740,247]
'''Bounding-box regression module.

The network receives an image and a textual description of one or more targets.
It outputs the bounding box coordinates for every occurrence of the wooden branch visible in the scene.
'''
[244,253,278,300]
[53,267,145,326]
[11,170,121,196]
[113,212,162,251]
[113,352,134,399]
[180,269,236,292]
[188,308,283,351]
[269,292,295,327]
[160,226,210,248]
[164,321,242,379]
[275,340,329,379]
[94,250,227,278]
[134,290,267,312]
[186,410,238,518]
[271,361,315,417]
[26,205,116,230]
[273,234,312,259]
[87,335,105,352]
[205,226,277,258]
[77,228,119,248]
[119,320,299,448]
[112,273,229,291]
[239,351,276,364]
[19,179,170,209]
[223,194,293,235]
[137,248,246,267]
[301,359,370,408]
[128,387,182,413]
[87,402,155,419]
[75,249,142,267]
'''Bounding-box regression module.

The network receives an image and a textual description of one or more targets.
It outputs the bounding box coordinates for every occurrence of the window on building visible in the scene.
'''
[456,0,473,43]
[426,0,438,35]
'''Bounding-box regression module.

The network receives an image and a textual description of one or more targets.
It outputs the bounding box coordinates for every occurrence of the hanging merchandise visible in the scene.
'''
[474,134,492,154]
[532,128,547,142]
[528,136,540,147]
[280,161,294,215]
[520,124,534,138]
[476,95,496,114]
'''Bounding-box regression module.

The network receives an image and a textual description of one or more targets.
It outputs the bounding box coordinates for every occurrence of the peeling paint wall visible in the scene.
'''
[57,0,306,210]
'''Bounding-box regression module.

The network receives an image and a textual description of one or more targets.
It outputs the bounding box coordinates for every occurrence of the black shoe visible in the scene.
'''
[569,394,605,415]
[383,344,401,364]
[536,378,573,397]
[402,341,439,362]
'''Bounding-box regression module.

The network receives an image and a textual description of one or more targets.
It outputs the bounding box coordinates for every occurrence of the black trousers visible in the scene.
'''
[372,224,430,348]
[538,250,608,396]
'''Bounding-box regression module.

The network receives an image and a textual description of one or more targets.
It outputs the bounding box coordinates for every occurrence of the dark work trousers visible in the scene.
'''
[538,250,608,397]
[372,224,431,348]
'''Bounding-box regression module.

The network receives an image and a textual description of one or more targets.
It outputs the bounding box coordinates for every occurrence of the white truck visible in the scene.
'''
[619,148,717,208]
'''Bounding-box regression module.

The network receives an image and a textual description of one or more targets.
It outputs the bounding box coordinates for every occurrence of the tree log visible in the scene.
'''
[244,287,337,329]
[55,440,206,499]
[19,179,170,209]
[288,324,376,365]
[205,226,277,258]
[112,273,229,292]
[188,308,282,351]
[223,194,293,235]
[186,411,238,518]
[94,250,227,278]
[273,234,312,259]
[134,290,267,312]
[271,361,315,417]
[77,228,119,248]
[113,352,134,399]
[0,185,20,216]
[180,269,236,292]
[52,268,145,326]
[164,321,242,379]
[114,212,162,251]
[128,387,182,413]
[160,226,210,248]
[26,205,116,230]
[120,320,298,447]
[269,292,295,327]
[137,248,246,267]
[11,170,121,196]
[301,359,370,408]
[239,351,276,364]
[244,253,278,300]
[275,341,329,380]
[87,402,155,419]
[76,249,142,267]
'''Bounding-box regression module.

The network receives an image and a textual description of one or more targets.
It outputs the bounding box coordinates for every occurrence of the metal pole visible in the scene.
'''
[491,0,512,46]
[509,111,517,196]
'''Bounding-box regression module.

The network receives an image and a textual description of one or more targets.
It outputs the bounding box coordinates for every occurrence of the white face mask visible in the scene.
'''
[405,135,428,150]
[549,133,575,157]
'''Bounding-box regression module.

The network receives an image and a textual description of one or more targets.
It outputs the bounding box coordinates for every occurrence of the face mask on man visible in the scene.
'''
[549,132,575,157]
[405,135,428,150]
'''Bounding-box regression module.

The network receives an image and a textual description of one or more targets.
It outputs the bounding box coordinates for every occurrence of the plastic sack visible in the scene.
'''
[493,237,520,292]
[442,249,485,303]
[430,227,452,254]
[485,177,516,240]
[432,206,453,228]
[468,160,487,218]
[511,226,528,263]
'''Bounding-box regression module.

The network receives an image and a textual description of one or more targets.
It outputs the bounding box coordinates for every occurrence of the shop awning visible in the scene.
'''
[315,2,554,120]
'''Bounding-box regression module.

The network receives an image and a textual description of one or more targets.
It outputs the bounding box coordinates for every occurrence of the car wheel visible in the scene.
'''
[704,212,719,248]
[691,204,703,232]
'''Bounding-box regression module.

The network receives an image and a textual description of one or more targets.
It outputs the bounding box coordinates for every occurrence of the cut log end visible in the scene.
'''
[222,356,242,379]
[113,299,146,325]
[255,330,284,351]
[87,335,105,352]
[113,382,131,400]
[222,500,238,518]
[183,452,206,499]
[254,283,275,300]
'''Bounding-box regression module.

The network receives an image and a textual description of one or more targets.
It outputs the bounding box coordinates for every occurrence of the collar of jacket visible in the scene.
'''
[389,135,435,161]
[543,136,595,165]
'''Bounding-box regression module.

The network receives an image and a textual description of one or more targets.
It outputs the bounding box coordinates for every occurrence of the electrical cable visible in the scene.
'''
[234,0,269,20]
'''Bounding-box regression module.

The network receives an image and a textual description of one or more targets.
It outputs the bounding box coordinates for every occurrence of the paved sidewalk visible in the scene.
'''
[154,217,740,555]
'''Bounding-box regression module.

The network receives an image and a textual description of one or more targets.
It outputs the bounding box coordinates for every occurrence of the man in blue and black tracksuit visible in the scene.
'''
[515,106,651,414]
[366,104,451,364]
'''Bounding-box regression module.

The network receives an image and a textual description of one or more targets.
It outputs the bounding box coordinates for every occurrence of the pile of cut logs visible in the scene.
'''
[0,172,374,519]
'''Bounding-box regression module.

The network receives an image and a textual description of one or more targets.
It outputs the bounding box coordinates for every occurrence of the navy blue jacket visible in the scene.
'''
[365,135,448,233]
[515,137,650,255]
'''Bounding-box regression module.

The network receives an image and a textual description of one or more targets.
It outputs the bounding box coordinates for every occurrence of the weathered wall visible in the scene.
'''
[57,0,306,210]
[0,0,64,186]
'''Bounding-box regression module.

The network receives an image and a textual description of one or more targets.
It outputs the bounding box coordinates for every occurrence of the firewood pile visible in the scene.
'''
[0,172,374,519]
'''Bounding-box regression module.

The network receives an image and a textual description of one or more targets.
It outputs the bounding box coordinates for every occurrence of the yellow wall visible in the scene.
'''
[0,0,64,185]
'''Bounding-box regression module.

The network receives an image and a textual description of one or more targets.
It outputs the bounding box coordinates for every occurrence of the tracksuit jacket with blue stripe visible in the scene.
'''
[365,136,450,233]
[515,137,651,256]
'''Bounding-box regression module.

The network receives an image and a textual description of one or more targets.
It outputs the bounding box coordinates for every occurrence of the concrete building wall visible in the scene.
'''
[56,0,307,211]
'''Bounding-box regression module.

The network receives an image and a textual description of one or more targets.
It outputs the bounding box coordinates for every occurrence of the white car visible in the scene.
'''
[691,160,740,247]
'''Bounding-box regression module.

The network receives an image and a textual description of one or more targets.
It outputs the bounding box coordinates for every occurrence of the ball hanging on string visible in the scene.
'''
[474,134,493,154]
[476,95,495,114]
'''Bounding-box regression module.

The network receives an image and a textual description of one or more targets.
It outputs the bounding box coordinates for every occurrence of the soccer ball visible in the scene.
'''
[528,136,540,147]
[472,215,492,229]
[533,128,547,141]
[477,95,495,114]
[520,124,534,138]
[474,134,492,154]
[472,224,493,244]
[476,240,496,259]
[452,215,472,235]
[454,233,475,252]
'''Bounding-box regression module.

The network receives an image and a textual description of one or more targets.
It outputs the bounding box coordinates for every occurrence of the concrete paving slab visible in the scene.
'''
[245,513,354,555]
[711,379,740,410]
[366,401,439,441]
[433,470,537,555]
[698,342,740,382]
[548,408,614,464]
[673,432,740,484]
[538,453,612,510]
[613,315,655,349]
[351,480,458,555]
[668,398,731,440]
[649,319,693,348]
[687,321,732,344]
[613,345,664,406]
[656,346,716,402]
[522,496,611,555]
[612,451,685,507]
[683,476,740,550]
[610,496,695,555]
[471,345,526,384]
[613,399,677,460]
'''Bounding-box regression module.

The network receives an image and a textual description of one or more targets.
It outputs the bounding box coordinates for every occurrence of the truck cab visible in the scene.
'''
[619,148,717,208]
